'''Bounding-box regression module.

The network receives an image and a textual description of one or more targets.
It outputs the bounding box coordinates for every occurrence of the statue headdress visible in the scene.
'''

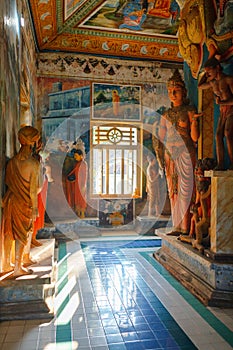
[18,126,40,145]
[167,69,189,105]
[167,69,186,89]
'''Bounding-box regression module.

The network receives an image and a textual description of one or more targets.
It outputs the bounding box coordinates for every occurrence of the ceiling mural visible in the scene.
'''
[27,0,182,62]
[64,0,87,20]
[79,0,180,36]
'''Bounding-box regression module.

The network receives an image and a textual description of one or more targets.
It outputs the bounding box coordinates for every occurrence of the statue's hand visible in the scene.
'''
[198,72,207,86]
[193,112,203,120]
[32,208,38,221]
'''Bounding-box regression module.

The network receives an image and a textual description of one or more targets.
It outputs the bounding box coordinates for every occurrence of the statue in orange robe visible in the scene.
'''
[1,126,42,276]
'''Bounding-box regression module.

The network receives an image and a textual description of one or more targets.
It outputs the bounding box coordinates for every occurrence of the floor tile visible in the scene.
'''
[1,236,232,350]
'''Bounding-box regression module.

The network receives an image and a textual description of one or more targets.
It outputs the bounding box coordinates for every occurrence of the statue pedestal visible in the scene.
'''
[154,170,233,306]
[0,239,56,320]
[135,215,172,234]
[154,229,233,307]
[205,170,233,260]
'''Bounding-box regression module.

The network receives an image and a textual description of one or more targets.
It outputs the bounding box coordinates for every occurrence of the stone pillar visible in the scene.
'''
[206,170,233,257]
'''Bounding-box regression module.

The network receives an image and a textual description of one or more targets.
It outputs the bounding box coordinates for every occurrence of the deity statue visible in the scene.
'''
[198,57,233,170]
[179,158,216,253]
[154,69,202,235]
[1,126,42,276]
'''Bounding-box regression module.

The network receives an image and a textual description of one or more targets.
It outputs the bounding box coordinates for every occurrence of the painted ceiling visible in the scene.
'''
[28,0,183,62]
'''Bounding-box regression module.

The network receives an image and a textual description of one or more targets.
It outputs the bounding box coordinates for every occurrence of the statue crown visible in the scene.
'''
[167,69,185,89]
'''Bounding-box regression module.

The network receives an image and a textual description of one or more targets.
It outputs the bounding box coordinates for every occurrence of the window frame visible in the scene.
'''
[90,121,143,199]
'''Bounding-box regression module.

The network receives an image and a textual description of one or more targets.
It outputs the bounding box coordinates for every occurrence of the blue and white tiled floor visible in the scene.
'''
[0,235,232,350]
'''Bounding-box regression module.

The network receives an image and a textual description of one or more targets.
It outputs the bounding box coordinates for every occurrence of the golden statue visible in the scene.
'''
[1,126,42,276]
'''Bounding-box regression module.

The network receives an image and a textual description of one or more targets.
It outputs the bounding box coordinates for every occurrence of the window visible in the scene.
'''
[91,124,142,198]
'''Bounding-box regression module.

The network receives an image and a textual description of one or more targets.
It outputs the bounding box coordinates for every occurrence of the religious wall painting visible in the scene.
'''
[38,77,91,144]
[79,0,180,37]
[99,199,134,227]
[92,83,141,121]
[142,82,170,125]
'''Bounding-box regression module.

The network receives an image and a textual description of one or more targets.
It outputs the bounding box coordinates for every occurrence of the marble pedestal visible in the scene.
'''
[153,170,233,307]
[0,239,56,320]
[154,230,233,306]
[135,215,172,235]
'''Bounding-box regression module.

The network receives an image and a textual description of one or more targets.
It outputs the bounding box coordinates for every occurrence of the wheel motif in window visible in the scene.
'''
[107,127,122,143]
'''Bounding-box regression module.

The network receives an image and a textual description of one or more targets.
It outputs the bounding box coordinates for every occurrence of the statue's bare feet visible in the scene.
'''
[13,266,33,277]
[166,230,181,236]
[23,255,37,267]
[31,238,42,247]
[1,264,14,273]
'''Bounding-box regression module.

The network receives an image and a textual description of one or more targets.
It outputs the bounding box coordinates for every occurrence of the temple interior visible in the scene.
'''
[0,0,233,349]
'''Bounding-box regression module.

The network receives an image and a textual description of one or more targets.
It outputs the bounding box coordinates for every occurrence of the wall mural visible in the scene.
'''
[99,199,134,227]
[92,83,141,120]
[37,68,173,223]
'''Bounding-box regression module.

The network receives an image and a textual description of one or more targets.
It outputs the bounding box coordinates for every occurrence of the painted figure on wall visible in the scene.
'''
[198,57,233,170]
[146,154,160,217]
[120,11,147,31]
[65,149,88,218]
[112,90,120,116]
[149,0,171,18]
[32,148,54,248]
[1,126,42,276]
[154,69,202,235]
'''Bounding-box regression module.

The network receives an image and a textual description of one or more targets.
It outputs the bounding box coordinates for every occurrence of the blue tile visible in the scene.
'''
[101,318,118,327]
[130,316,146,325]
[141,339,161,349]
[119,325,135,333]
[137,330,156,340]
[125,341,144,350]
[134,323,151,332]
[153,329,171,339]
[103,325,120,335]
[108,343,127,350]
[145,315,161,323]
[158,337,179,348]
[121,331,139,342]
[106,333,123,344]
[81,240,199,350]
[140,308,156,316]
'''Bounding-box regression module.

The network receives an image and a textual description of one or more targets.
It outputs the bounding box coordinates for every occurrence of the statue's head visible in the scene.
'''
[167,69,188,105]
[195,158,216,193]
[18,125,40,146]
